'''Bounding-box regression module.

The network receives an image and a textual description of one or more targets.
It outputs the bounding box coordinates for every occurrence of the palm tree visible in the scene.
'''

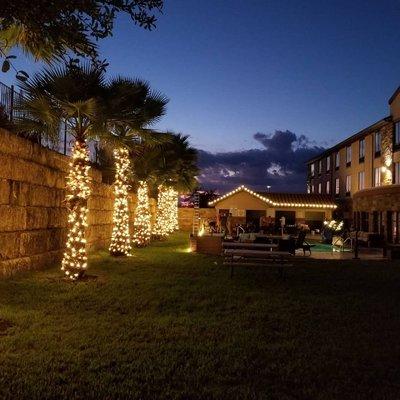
[132,133,198,237]
[102,77,168,255]
[16,63,107,280]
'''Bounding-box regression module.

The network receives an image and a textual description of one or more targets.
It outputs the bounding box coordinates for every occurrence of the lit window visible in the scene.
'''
[374,167,381,187]
[358,171,365,190]
[318,183,322,193]
[346,175,351,193]
[375,132,381,154]
[326,180,330,194]
[395,162,400,184]
[311,185,315,193]
[359,138,365,160]
[326,156,331,171]
[319,160,323,174]
[346,146,352,164]
[310,163,315,176]
[335,152,340,168]
[335,178,340,195]
[395,122,400,146]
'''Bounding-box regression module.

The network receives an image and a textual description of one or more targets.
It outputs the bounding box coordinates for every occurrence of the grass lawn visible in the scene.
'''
[1,232,400,399]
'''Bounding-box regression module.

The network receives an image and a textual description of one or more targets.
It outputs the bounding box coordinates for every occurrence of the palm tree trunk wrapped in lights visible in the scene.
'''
[152,184,169,239]
[165,187,179,232]
[109,147,132,256]
[61,141,91,280]
[132,180,152,247]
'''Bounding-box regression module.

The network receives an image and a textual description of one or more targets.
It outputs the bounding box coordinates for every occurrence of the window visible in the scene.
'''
[326,156,331,171]
[374,167,381,187]
[395,122,400,147]
[359,138,365,161]
[310,163,315,176]
[326,180,330,194]
[395,162,400,184]
[375,132,381,155]
[319,160,323,174]
[335,178,340,195]
[358,171,365,190]
[335,152,340,169]
[346,146,352,165]
[318,183,322,194]
[346,175,351,194]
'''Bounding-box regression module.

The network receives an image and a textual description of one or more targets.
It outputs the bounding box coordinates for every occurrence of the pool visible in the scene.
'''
[310,242,352,253]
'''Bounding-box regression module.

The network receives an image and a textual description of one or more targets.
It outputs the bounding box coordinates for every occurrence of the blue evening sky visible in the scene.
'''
[3,0,400,153]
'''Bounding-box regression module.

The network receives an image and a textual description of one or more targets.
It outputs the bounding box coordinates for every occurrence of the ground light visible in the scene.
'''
[109,148,132,256]
[61,141,90,280]
[132,180,152,247]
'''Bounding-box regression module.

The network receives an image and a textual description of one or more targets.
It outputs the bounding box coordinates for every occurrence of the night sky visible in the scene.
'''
[4,0,400,192]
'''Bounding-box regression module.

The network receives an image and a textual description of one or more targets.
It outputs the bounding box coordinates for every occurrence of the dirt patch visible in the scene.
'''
[0,319,14,336]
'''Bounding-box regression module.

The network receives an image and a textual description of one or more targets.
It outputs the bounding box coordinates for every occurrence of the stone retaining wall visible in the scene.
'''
[0,129,155,276]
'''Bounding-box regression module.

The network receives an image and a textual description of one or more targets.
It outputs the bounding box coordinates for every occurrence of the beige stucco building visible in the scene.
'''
[307,86,400,242]
[209,185,336,230]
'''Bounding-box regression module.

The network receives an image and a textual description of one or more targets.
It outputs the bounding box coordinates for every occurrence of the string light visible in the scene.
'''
[109,148,132,256]
[152,185,170,239]
[152,185,179,238]
[61,141,90,280]
[208,185,337,209]
[132,180,152,247]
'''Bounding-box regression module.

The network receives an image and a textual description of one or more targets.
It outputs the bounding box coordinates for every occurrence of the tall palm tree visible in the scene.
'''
[102,77,168,255]
[16,63,107,280]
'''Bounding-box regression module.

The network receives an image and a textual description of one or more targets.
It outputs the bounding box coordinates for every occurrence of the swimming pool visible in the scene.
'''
[310,242,352,253]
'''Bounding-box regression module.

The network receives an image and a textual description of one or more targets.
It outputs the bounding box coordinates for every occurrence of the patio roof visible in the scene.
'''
[208,185,337,209]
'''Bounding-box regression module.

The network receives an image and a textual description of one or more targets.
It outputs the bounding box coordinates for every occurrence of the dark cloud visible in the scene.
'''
[197,130,325,193]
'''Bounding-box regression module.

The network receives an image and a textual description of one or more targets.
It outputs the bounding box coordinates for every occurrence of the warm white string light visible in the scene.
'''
[208,185,337,209]
[152,185,170,239]
[132,180,152,247]
[109,147,132,256]
[61,141,90,280]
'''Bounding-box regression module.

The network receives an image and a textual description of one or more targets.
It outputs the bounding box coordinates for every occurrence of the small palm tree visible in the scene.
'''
[132,133,198,237]
[16,63,107,280]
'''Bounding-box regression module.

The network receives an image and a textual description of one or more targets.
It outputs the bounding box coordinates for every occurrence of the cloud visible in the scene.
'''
[197,130,325,193]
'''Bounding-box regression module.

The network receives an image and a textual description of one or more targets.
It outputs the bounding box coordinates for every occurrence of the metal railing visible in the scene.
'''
[0,81,99,163]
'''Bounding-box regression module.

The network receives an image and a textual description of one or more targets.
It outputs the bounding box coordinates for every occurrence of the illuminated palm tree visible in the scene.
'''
[102,77,168,255]
[16,63,106,280]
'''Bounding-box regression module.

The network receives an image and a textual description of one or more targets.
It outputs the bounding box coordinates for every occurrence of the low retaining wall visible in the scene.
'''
[178,208,216,231]
[0,129,155,276]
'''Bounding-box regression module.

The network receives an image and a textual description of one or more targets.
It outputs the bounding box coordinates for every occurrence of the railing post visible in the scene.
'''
[353,230,359,259]
[10,85,14,122]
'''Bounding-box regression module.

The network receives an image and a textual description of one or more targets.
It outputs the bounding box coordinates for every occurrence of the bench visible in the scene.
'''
[222,242,279,251]
[223,248,293,278]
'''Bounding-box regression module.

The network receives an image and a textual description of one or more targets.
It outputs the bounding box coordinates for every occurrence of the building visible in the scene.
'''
[307,86,400,242]
[208,185,336,230]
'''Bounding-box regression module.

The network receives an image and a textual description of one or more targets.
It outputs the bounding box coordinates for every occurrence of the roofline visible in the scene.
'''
[389,86,400,105]
[306,116,391,165]
[208,185,337,209]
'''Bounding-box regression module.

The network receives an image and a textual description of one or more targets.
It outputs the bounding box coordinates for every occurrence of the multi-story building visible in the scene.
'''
[307,86,400,243]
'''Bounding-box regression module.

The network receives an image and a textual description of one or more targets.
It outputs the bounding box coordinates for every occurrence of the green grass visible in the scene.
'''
[1,233,400,399]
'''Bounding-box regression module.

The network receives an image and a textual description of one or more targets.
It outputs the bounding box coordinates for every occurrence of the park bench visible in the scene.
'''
[223,246,293,278]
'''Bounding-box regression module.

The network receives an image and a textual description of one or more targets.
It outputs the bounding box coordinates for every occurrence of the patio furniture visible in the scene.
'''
[223,248,293,278]
[294,231,315,256]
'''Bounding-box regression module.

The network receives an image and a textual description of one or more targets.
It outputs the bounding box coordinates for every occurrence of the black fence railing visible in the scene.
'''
[0,81,99,163]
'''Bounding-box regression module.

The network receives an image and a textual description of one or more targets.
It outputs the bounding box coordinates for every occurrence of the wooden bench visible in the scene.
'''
[222,242,279,251]
[223,248,293,278]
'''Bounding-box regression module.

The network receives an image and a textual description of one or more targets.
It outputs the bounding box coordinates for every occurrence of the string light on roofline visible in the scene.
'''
[208,185,337,209]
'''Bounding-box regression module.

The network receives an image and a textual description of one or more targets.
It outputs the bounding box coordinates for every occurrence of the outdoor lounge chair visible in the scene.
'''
[294,230,315,256]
